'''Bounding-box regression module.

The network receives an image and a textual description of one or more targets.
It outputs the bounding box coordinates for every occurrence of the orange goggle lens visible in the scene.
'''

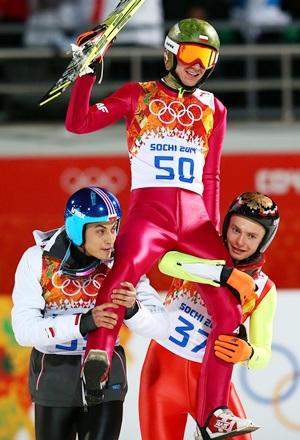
[177,44,218,69]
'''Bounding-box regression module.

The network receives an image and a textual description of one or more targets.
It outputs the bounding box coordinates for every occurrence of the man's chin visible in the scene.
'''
[231,252,245,261]
[99,251,112,260]
[183,79,199,87]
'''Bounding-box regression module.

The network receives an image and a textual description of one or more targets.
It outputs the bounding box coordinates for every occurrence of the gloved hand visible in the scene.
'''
[214,325,253,363]
[73,24,114,79]
[220,267,257,314]
[70,43,104,78]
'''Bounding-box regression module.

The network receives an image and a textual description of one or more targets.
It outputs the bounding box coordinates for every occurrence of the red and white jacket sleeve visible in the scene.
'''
[11,247,169,348]
[65,74,139,134]
[11,246,83,347]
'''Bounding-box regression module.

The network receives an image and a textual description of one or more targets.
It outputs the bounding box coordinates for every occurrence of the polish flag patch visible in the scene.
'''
[45,327,55,338]
[199,35,209,42]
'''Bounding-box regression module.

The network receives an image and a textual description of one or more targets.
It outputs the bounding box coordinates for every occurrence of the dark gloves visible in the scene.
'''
[79,310,97,336]
[124,302,139,319]
[80,301,139,336]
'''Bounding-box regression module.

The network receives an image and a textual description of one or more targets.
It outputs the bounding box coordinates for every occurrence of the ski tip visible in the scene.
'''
[39,80,71,106]
[39,92,61,106]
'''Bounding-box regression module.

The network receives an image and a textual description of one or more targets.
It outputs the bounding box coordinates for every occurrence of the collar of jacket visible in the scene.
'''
[41,227,100,272]
[234,253,266,279]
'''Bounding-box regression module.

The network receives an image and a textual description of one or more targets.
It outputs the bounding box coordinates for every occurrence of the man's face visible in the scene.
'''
[80,219,118,260]
[226,215,265,261]
[175,59,206,88]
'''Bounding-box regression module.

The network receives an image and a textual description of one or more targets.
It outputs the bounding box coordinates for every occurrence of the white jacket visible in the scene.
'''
[11,229,169,355]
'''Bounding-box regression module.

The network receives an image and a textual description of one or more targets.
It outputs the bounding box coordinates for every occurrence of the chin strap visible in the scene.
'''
[178,87,184,98]
[58,241,72,276]
[162,73,197,97]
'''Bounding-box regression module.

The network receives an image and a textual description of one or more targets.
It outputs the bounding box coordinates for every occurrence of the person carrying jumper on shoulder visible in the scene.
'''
[149,191,279,440]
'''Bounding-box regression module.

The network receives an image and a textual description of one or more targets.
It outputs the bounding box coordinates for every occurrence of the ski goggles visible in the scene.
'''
[165,36,218,69]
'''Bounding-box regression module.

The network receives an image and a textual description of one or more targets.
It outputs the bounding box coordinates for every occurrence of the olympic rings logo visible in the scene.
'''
[273,371,300,431]
[239,343,300,432]
[60,167,128,195]
[149,99,203,127]
[52,271,104,297]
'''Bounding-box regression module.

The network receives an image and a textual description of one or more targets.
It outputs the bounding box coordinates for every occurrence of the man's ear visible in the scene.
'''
[164,50,174,71]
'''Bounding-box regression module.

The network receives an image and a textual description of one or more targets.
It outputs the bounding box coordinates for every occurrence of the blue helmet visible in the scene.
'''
[64,186,122,246]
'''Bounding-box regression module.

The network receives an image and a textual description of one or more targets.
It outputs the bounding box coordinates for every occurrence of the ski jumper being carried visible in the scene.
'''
[66,18,257,437]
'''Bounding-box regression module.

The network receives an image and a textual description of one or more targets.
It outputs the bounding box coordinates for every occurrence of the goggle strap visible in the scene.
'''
[164,36,180,56]
[208,50,215,67]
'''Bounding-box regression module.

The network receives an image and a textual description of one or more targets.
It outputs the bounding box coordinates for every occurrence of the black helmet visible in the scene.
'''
[222,192,280,254]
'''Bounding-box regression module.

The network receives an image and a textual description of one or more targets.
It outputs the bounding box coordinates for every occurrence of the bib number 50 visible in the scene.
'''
[154,156,195,183]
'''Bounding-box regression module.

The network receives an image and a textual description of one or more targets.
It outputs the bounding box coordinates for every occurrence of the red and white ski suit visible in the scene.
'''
[66,75,242,425]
